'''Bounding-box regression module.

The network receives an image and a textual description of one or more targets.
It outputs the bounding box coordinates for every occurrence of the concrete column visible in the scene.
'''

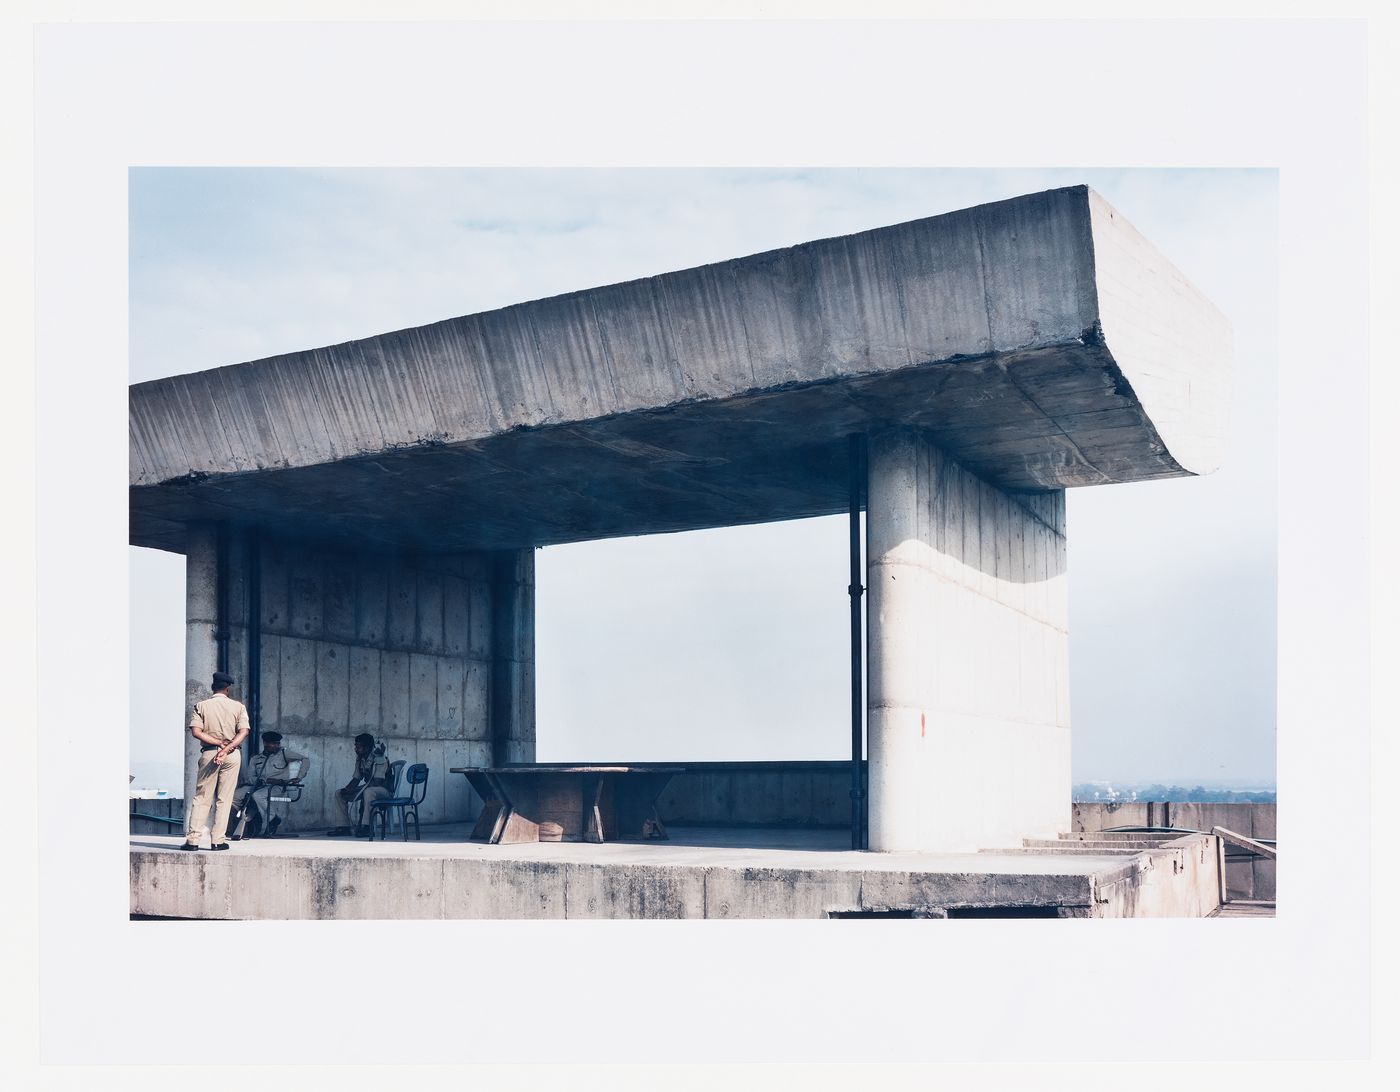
[490,548,536,765]
[183,522,219,814]
[865,431,926,851]
[864,429,1071,853]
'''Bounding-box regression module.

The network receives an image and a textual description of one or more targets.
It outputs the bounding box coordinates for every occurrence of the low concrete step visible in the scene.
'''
[1208,900,1276,918]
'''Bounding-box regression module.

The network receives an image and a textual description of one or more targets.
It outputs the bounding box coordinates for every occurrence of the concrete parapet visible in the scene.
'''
[656,762,855,828]
[129,796,184,836]
[1073,801,1275,901]
[128,829,1219,920]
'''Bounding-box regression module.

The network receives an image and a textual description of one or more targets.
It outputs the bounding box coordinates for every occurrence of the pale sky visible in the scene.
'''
[128,167,1277,790]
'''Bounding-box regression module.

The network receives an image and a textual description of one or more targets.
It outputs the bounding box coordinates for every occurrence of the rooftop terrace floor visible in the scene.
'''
[130,821,1160,874]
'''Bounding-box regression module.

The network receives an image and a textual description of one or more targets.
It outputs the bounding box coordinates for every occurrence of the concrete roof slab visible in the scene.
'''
[130,185,1230,553]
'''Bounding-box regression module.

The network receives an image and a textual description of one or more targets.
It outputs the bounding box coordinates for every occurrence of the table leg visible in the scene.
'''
[585,774,606,843]
[611,772,675,840]
[495,810,541,844]
[462,771,508,842]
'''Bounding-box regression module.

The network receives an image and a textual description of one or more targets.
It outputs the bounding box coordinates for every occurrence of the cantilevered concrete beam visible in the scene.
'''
[129,186,1230,555]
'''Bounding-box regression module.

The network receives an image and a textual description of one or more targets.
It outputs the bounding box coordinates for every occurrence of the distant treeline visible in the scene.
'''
[1072,783,1277,804]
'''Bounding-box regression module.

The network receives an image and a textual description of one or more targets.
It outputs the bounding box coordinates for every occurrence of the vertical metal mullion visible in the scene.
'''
[215,522,230,674]
[848,434,867,850]
[247,529,262,754]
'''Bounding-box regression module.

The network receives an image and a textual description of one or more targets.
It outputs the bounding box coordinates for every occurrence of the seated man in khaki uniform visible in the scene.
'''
[327,732,394,837]
[182,670,250,851]
[230,731,311,840]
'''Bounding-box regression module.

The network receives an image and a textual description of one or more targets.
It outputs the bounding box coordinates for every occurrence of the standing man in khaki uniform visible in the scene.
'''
[182,670,250,851]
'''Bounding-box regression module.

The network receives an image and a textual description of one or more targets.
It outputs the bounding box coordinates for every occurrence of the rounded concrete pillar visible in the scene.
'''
[183,522,219,815]
[865,430,927,852]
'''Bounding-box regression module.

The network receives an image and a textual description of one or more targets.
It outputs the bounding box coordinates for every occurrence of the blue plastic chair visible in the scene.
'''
[368,763,429,841]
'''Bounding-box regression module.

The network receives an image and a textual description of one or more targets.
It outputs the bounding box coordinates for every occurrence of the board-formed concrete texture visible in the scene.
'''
[130,185,1231,858]
[130,186,1230,554]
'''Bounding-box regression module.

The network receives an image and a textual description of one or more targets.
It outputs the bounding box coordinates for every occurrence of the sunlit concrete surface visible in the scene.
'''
[130,824,1222,920]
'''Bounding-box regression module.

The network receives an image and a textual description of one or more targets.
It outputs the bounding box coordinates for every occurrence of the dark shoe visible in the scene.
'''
[266,817,281,836]
[326,827,353,836]
[209,843,230,851]
[228,834,242,841]
[354,826,372,838]
[179,842,199,852]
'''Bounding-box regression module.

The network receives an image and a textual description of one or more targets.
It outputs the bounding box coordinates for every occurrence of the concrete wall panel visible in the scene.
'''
[442,575,469,656]
[257,632,281,732]
[225,624,250,705]
[468,578,491,659]
[416,571,444,653]
[224,533,532,829]
[780,770,813,823]
[386,562,416,650]
[260,539,289,634]
[1253,858,1276,901]
[409,653,437,737]
[436,656,465,739]
[315,643,350,735]
[355,560,388,645]
[288,560,323,638]
[276,637,317,735]
[412,739,449,824]
[323,557,357,643]
[463,660,490,740]
[347,645,381,735]
[380,650,411,737]
[810,766,846,820]
[226,534,251,629]
[1072,801,1148,831]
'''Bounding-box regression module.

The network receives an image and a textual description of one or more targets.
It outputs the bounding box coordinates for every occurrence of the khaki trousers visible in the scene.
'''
[335,785,389,830]
[232,784,283,837]
[186,749,241,846]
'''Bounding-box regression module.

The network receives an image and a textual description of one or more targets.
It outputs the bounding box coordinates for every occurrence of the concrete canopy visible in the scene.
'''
[129,185,1230,554]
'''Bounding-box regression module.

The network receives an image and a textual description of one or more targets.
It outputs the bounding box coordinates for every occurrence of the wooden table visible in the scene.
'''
[450,765,683,844]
